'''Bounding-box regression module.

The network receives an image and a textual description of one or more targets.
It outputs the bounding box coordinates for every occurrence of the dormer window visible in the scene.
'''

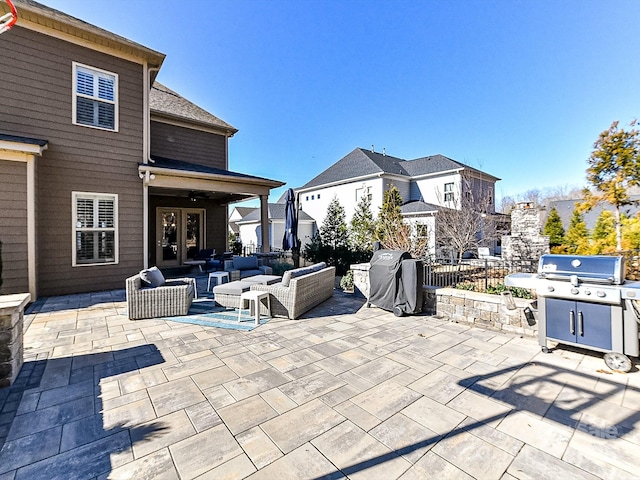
[73,62,118,131]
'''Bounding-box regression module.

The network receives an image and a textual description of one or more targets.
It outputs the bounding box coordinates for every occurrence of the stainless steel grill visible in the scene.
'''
[506,254,640,372]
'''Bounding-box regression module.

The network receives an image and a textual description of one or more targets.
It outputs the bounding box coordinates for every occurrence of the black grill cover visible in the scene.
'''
[369,250,423,315]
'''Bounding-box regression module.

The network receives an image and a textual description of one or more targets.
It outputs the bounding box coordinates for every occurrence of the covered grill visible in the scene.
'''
[367,249,423,317]
[506,254,640,372]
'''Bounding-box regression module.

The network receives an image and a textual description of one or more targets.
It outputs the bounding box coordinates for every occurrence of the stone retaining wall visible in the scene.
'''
[431,287,537,336]
[350,263,536,336]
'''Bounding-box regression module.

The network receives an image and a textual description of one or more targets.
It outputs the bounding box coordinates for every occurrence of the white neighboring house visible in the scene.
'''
[235,203,316,252]
[296,147,500,256]
[229,206,257,238]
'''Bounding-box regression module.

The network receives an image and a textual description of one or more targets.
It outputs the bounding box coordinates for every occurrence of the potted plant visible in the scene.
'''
[340,269,354,293]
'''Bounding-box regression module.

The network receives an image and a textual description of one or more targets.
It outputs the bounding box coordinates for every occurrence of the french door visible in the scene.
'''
[156,208,205,267]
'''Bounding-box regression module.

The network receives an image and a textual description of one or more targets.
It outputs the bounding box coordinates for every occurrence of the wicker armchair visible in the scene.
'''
[126,274,196,320]
[250,265,335,319]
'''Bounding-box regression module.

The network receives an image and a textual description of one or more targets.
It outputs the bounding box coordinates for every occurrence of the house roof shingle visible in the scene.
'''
[149,156,277,184]
[0,133,48,146]
[150,83,238,134]
[237,204,315,223]
[300,148,499,190]
[400,200,440,214]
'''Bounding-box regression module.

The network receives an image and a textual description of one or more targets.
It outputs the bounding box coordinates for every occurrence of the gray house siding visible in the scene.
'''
[0,161,28,294]
[0,26,146,296]
[151,121,226,169]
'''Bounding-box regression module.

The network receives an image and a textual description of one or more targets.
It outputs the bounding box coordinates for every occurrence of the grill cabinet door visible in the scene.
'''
[576,301,611,350]
[546,298,577,344]
[545,298,612,350]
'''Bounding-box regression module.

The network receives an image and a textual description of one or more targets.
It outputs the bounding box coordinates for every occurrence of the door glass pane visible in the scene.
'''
[161,212,178,261]
[186,213,200,259]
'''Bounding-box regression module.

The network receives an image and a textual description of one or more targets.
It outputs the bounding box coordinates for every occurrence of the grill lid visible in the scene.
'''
[537,254,625,285]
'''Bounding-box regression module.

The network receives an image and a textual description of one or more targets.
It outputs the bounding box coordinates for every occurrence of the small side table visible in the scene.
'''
[238,290,270,326]
[207,271,230,291]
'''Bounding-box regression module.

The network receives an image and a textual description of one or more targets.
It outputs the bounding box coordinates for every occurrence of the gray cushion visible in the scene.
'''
[239,269,263,278]
[233,256,259,270]
[213,281,253,296]
[281,263,327,287]
[139,266,165,287]
[243,275,281,285]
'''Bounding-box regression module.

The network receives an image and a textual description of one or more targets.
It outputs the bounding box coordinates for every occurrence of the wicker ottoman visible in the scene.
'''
[213,281,254,309]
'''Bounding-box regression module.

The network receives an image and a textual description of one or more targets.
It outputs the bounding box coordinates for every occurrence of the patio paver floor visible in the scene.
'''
[1,279,639,479]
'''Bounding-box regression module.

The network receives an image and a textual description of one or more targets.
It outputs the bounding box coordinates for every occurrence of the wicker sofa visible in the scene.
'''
[224,255,273,281]
[126,272,196,320]
[250,263,335,319]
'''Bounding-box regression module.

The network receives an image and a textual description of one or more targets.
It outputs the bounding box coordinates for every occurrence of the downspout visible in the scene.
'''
[142,64,160,269]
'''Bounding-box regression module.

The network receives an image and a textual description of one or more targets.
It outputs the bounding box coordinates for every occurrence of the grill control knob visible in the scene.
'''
[571,288,579,295]
[584,289,591,295]
[597,291,606,298]
[547,286,555,292]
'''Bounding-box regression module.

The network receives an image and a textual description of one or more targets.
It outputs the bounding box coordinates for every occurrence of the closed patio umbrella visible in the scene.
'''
[282,188,298,251]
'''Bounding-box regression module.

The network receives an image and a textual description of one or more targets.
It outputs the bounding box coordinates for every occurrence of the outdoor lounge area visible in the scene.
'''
[0,275,639,479]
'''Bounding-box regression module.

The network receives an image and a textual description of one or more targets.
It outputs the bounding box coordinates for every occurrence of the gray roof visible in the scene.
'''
[232,207,257,218]
[237,204,315,224]
[400,154,470,176]
[300,148,498,190]
[149,156,276,184]
[400,200,440,214]
[548,196,640,230]
[150,83,237,133]
[300,148,407,189]
[0,133,48,146]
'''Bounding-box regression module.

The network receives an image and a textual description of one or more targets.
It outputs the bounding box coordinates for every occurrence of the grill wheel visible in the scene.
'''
[603,352,633,373]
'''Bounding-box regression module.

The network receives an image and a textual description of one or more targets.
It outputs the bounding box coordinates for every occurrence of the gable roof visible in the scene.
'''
[231,207,257,218]
[400,154,468,176]
[300,147,498,190]
[237,204,315,224]
[150,83,238,135]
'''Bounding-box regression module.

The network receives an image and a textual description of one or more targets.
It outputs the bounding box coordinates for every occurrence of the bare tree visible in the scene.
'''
[378,218,431,259]
[435,172,498,264]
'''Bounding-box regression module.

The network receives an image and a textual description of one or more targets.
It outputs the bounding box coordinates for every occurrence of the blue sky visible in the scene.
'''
[43,0,640,207]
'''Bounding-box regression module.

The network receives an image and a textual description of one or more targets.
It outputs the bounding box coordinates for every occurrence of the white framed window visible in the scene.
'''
[72,62,118,131]
[444,182,454,202]
[416,223,429,239]
[72,192,118,266]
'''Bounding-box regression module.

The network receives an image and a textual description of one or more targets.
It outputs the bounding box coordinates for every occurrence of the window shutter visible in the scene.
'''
[76,198,94,228]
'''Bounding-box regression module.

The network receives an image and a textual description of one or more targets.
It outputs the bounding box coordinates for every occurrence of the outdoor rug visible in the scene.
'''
[160,299,269,331]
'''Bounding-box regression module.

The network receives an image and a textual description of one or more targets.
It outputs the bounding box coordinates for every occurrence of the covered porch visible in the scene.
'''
[139,157,284,270]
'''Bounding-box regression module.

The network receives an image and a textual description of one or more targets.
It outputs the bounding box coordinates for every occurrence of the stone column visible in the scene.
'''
[0,293,30,388]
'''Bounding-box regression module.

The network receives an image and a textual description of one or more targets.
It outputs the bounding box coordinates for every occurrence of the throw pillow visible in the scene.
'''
[282,270,292,287]
[140,266,165,287]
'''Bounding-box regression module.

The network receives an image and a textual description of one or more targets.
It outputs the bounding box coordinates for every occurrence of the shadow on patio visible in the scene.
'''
[310,360,640,479]
[0,344,166,478]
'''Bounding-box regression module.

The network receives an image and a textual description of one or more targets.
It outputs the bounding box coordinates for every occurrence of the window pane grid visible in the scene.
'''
[74,193,117,265]
[74,64,117,130]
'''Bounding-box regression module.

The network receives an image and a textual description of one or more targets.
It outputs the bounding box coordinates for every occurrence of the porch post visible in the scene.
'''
[259,194,269,253]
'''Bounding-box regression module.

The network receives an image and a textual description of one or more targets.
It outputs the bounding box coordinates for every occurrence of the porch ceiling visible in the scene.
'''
[149,186,254,205]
